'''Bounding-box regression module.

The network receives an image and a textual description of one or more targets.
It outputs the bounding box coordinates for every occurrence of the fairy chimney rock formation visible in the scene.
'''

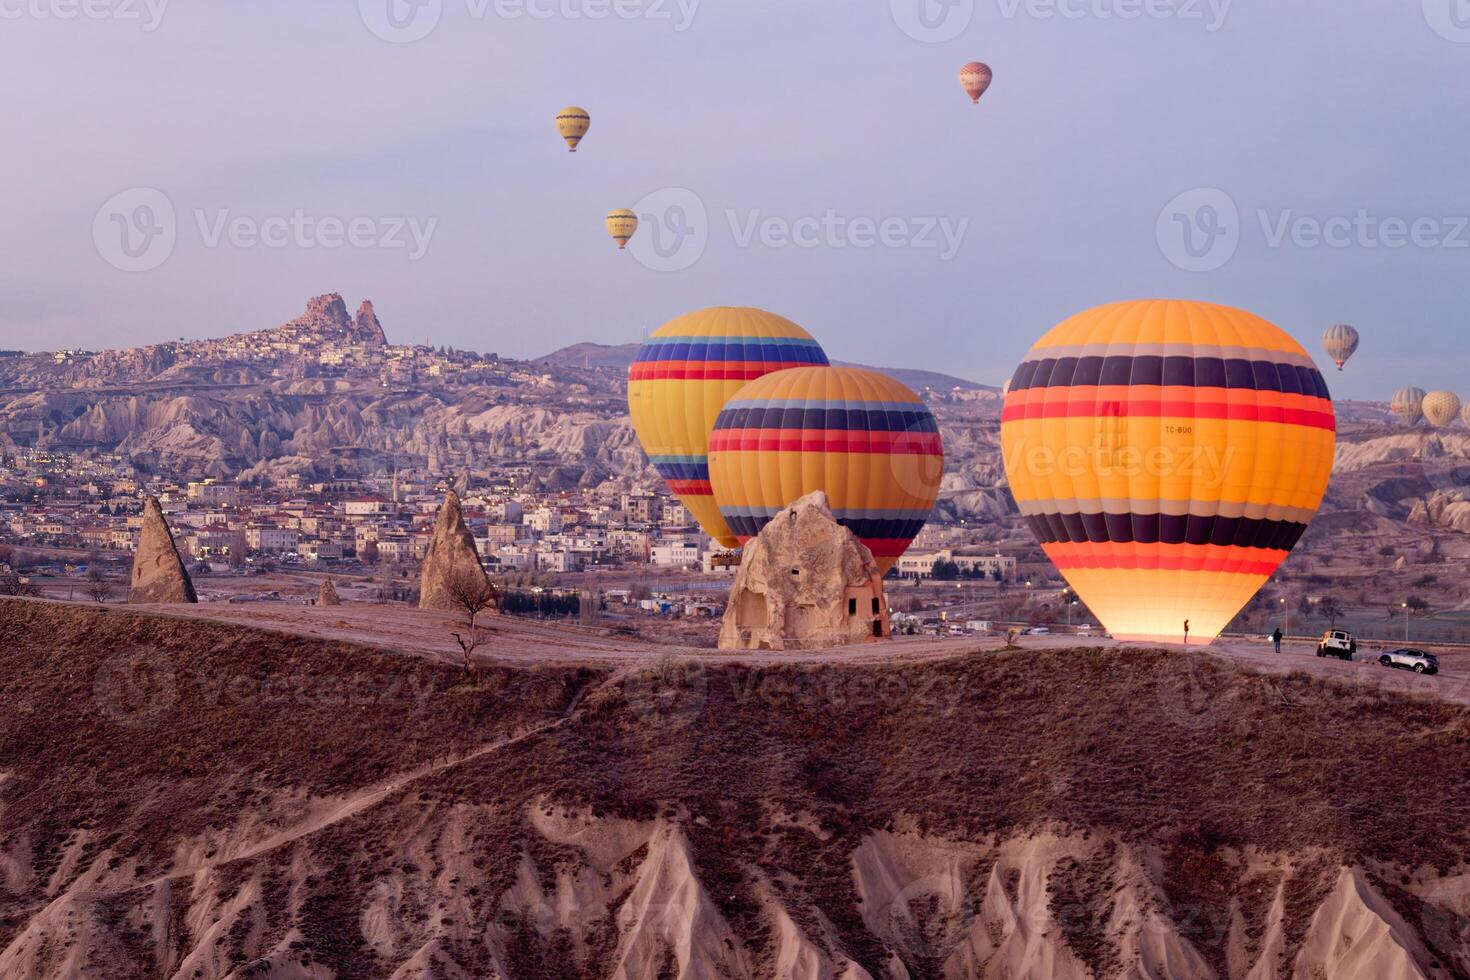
[318,578,342,606]
[418,490,490,611]
[128,495,198,604]
[719,491,889,651]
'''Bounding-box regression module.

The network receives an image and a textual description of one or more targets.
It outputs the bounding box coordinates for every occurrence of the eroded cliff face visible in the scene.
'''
[1,602,1469,979]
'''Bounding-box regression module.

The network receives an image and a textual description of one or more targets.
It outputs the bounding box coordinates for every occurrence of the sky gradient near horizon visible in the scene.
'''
[2,0,1467,398]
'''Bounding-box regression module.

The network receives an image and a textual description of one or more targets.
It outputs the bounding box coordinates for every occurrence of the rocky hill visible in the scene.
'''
[1,598,1468,978]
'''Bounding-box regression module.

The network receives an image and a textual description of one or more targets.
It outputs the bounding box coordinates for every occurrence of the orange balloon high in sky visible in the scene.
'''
[1001,300,1336,645]
[959,62,993,104]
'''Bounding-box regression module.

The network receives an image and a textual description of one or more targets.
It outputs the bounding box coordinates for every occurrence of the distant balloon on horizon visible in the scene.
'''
[1423,390,1462,428]
[959,62,993,105]
[1321,324,1360,371]
[556,106,590,152]
[1391,387,1426,426]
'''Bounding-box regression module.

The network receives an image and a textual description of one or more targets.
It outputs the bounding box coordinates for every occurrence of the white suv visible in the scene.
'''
[1378,648,1439,675]
[1316,629,1356,661]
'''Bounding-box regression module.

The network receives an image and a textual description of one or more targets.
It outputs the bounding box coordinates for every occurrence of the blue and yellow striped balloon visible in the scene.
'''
[707,366,944,573]
[628,308,828,548]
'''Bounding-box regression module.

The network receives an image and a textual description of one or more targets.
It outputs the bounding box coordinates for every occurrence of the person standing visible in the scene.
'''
[1272,627,1283,654]
[1183,619,1190,645]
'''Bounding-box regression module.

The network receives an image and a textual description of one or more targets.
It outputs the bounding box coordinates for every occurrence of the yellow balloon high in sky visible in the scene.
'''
[606,209,638,250]
[627,308,828,548]
[555,106,590,152]
[1001,300,1336,645]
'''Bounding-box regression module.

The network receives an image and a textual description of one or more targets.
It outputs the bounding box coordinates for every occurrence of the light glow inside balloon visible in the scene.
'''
[627,308,828,549]
[707,366,944,574]
[1001,300,1336,645]
[556,106,590,152]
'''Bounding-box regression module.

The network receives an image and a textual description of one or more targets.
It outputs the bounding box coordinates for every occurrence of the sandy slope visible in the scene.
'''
[2,599,1469,978]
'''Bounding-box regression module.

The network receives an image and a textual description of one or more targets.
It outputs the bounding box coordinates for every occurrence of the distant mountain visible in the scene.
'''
[535,342,994,392]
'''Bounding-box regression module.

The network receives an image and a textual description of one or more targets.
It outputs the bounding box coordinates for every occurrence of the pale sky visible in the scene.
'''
[1,0,1467,398]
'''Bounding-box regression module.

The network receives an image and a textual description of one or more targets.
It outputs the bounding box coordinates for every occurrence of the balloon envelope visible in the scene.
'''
[1391,387,1426,426]
[959,62,993,104]
[1423,390,1462,428]
[707,366,944,574]
[627,308,828,548]
[556,106,590,152]
[1001,300,1336,645]
[1321,324,1360,371]
[606,209,638,249]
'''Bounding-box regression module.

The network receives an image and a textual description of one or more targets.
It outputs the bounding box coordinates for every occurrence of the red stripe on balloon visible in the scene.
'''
[708,429,944,455]
[629,362,808,381]
[1001,398,1335,431]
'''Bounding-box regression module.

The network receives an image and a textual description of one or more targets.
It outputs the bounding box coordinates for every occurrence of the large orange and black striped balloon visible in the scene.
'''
[1001,300,1336,644]
[707,366,944,574]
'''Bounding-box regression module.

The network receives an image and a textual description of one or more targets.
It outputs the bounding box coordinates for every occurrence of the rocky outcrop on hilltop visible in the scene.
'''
[127,496,197,604]
[720,491,888,650]
[354,299,387,346]
[1409,490,1470,532]
[418,490,491,612]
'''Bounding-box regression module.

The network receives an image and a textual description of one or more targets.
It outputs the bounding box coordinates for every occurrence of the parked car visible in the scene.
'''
[1378,648,1439,675]
[1021,626,1050,636]
[1316,629,1356,661]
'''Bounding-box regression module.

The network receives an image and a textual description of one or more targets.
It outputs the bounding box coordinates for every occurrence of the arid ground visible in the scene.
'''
[2,597,1469,979]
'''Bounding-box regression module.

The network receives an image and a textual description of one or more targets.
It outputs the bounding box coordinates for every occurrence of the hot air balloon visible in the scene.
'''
[1001,300,1336,645]
[628,308,829,549]
[556,106,590,152]
[707,366,944,574]
[1423,390,1462,428]
[606,209,638,250]
[1391,387,1426,426]
[959,62,993,104]
[1321,324,1360,371]
[1463,401,1470,429]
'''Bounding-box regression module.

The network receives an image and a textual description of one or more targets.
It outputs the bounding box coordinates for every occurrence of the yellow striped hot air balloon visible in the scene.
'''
[1423,390,1462,428]
[1001,300,1336,645]
[1391,387,1426,426]
[556,106,591,152]
[628,308,829,549]
[606,209,638,250]
[706,366,944,574]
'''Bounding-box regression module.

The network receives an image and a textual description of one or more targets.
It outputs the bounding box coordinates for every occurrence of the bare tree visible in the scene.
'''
[444,567,500,629]
[450,628,487,676]
[0,573,40,598]
[85,565,113,603]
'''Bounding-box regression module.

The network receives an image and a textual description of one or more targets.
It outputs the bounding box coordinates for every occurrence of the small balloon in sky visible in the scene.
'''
[959,62,993,105]
[556,106,590,152]
[606,209,638,250]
